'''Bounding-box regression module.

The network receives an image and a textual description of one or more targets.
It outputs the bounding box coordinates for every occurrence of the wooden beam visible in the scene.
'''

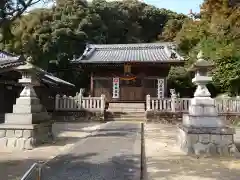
[90,72,94,96]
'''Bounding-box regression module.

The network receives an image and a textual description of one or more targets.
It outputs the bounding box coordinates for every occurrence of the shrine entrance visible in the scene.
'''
[120,78,143,101]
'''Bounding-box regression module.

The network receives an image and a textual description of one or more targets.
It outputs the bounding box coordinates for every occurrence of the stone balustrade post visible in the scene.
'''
[146,94,151,111]
[170,89,177,112]
[101,94,105,112]
[55,94,60,111]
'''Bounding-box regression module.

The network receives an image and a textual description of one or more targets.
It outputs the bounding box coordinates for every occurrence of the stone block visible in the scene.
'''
[190,97,215,106]
[7,138,16,149]
[193,142,208,155]
[207,143,217,155]
[210,134,221,144]
[0,137,7,147]
[13,104,42,113]
[5,112,49,124]
[24,138,34,150]
[229,144,238,155]
[221,135,233,145]
[187,134,198,144]
[218,145,230,156]
[182,114,226,127]
[0,130,6,138]
[23,129,33,138]
[16,97,40,105]
[198,134,210,144]
[6,130,15,138]
[189,105,217,116]
[14,130,23,138]
[16,138,26,150]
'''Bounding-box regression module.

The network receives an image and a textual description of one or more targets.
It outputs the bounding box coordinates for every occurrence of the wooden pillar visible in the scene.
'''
[90,72,94,96]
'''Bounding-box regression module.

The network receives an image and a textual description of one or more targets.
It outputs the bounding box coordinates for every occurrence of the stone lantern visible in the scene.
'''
[0,57,53,150]
[177,51,238,156]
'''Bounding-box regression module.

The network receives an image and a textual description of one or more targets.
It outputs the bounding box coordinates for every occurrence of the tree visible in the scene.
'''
[171,0,240,96]
[1,0,188,88]
[0,0,51,42]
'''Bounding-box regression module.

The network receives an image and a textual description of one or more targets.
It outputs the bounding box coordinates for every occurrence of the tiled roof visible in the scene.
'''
[0,51,25,68]
[0,50,75,87]
[72,43,184,63]
[41,73,75,87]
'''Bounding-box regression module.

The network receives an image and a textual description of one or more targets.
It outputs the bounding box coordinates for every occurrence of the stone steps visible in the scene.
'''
[107,108,145,112]
[107,117,146,122]
[106,111,146,121]
[108,103,145,109]
[107,112,145,117]
[107,103,146,121]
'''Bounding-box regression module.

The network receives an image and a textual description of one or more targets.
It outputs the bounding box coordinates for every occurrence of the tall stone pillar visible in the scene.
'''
[0,59,53,150]
[178,51,238,156]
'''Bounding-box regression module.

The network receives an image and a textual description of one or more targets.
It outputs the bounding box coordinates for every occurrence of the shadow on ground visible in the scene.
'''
[40,152,140,180]
[0,152,140,180]
[0,151,140,180]
[142,124,240,180]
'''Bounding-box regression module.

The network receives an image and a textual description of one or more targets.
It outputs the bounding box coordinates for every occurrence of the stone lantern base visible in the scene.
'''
[0,86,53,151]
[0,123,52,150]
[177,125,238,156]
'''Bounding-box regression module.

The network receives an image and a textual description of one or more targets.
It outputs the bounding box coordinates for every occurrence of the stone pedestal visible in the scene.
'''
[178,51,238,156]
[178,125,237,156]
[0,65,53,151]
[0,123,52,150]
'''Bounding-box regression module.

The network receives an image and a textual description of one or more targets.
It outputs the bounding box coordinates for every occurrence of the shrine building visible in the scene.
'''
[72,43,184,102]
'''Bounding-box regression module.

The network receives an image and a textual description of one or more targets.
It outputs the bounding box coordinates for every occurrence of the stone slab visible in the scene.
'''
[13,104,43,113]
[188,105,218,116]
[182,114,226,127]
[15,97,40,105]
[179,125,235,135]
[190,96,215,105]
[0,123,51,130]
[5,112,50,124]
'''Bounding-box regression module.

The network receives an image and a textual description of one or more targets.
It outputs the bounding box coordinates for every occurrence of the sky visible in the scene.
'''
[145,0,204,14]
[32,0,204,14]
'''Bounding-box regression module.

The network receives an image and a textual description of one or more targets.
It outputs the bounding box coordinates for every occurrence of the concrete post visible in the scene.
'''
[146,94,151,111]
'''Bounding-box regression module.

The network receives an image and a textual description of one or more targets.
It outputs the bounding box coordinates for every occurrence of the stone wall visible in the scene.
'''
[0,123,52,150]
[146,111,240,126]
[146,111,183,124]
[50,110,105,122]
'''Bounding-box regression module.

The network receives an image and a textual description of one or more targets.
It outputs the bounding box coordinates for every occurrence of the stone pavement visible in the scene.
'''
[0,122,105,180]
[144,123,240,180]
[41,122,141,180]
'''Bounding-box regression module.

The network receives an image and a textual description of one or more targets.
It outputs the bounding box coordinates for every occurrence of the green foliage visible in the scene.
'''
[1,0,185,89]
[167,0,240,96]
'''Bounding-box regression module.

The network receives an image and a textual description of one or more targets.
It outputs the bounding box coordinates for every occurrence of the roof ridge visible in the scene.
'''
[88,42,175,49]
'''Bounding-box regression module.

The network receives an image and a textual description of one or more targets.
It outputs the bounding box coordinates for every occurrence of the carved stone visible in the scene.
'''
[178,51,238,156]
[0,68,52,151]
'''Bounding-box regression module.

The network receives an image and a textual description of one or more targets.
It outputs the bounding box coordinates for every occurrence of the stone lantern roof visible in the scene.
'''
[189,51,214,71]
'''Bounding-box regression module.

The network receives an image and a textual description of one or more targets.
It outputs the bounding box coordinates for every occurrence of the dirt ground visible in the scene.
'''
[144,123,240,180]
[0,122,102,180]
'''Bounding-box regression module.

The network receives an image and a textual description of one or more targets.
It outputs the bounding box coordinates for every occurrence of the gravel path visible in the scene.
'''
[41,122,141,180]
[144,123,240,180]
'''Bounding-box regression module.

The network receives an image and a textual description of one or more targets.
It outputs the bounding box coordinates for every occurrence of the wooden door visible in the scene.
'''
[120,79,143,101]
[93,78,112,101]
[120,87,143,101]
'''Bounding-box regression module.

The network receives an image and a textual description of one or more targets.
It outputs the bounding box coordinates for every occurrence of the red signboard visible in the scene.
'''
[113,78,119,83]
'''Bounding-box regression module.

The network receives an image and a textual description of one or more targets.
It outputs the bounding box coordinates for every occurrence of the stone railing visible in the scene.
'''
[146,95,240,114]
[55,94,105,112]
[146,95,190,113]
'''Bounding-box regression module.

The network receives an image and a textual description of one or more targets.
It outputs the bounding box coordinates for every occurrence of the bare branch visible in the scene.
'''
[0,0,51,27]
